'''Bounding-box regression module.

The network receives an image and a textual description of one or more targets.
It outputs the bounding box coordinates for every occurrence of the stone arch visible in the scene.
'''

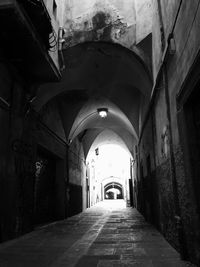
[104,182,124,199]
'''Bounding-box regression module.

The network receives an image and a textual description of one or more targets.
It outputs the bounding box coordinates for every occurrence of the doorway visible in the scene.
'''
[184,85,200,213]
[104,182,124,200]
[34,146,56,225]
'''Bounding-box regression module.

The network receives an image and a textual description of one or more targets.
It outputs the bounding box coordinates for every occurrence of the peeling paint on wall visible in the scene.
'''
[63,0,137,49]
[135,0,153,44]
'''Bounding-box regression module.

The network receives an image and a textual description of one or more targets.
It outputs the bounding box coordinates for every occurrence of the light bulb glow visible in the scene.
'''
[99,110,107,118]
[97,108,108,118]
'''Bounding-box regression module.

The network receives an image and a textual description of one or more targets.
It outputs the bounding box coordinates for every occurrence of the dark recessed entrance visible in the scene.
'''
[34,146,56,225]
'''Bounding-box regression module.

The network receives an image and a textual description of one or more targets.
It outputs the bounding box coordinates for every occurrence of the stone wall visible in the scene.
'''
[36,100,67,223]
[138,106,179,252]
[68,137,87,216]
[0,62,36,241]
[138,0,200,264]
[0,63,68,241]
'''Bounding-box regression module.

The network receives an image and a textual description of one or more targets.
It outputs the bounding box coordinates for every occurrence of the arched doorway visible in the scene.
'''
[104,182,123,200]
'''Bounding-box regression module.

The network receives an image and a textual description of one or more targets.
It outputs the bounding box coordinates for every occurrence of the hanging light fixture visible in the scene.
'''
[68,108,109,144]
[97,108,108,118]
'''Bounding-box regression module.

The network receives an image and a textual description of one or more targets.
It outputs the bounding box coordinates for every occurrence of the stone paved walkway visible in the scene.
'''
[0,200,194,266]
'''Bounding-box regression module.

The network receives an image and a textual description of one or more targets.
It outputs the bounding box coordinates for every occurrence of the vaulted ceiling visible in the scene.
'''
[33,0,153,156]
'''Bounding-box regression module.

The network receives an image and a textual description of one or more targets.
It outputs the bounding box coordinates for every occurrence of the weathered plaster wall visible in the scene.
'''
[167,1,200,146]
[151,0,162,79]
[38,100,66,146]
[140,0,200,264]
[0,62,36,241]
[0,62,68,242]
[62,0,152,50]
[153,86,168,166]
[152,84,178,249]
[152,0,200,89]
[166,2,200,263]
[37,100,67,222]
[64,0,136,48]
[68,137,87,216]
[135,0,153,44]
[138,88,179,250]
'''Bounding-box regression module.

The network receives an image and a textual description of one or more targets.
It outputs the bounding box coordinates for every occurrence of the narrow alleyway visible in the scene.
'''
[0,200,192,267]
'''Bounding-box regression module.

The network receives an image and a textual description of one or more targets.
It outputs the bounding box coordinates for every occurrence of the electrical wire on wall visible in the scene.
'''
[24,0,43,7]
[26,0,39,6]
[49,30,58,52]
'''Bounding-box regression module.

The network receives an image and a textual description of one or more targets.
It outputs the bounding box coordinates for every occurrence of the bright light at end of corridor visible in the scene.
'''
[87,144,131,179]
[87,144,132,206]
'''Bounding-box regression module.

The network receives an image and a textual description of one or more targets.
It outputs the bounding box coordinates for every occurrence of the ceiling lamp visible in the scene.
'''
[97,108,108,118]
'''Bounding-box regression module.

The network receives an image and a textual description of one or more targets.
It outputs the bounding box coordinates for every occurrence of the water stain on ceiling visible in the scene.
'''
[63,0,137,49]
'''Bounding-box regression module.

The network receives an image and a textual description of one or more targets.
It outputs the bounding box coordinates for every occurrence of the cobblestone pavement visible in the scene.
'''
[0,200,195,267]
